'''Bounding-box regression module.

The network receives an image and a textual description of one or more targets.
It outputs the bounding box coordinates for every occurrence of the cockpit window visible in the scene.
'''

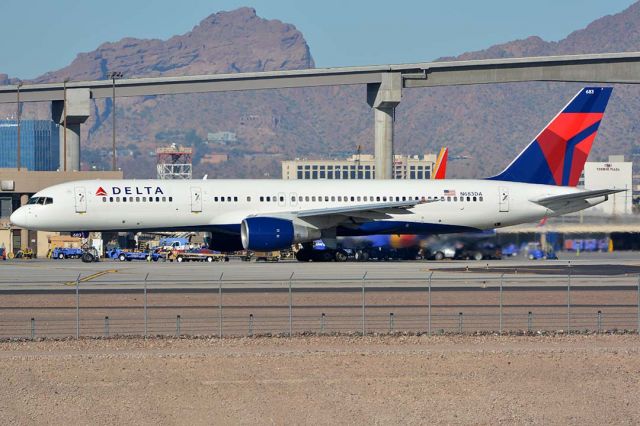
[26,197,53,205]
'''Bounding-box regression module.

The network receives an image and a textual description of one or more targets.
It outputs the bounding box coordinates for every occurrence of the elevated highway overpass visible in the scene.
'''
[3,52,640,176]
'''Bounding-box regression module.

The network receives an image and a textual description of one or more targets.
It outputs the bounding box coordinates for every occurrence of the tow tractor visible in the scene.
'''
[51,247,84,259]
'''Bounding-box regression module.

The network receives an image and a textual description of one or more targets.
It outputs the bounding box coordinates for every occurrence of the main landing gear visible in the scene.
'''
[295,245,348,262]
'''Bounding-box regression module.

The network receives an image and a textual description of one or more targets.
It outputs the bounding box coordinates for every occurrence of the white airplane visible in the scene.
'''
[11,87,623,261]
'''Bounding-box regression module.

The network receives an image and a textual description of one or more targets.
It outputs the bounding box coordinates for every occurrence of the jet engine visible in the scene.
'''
[241,217,321,251]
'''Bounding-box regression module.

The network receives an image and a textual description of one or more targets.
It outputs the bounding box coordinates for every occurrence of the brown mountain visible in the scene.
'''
[3,4,640,178]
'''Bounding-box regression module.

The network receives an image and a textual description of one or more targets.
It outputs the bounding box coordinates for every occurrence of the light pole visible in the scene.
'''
[108,71,123,171]
[63,78,69,172]
[16,81,22,171]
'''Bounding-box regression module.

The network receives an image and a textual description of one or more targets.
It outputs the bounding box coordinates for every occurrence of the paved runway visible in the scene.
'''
[1,252,640,292]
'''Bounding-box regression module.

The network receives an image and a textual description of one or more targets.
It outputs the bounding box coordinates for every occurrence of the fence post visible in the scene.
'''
[176,315,181,337]
[567,264,571,333]
[597,310,602,333]
[389,312,394,333]
[249,314,254,337]
[75,274,81,339]
[362,272,367,335]
[528,311,533,332]
[104,316,110,337]
[458,312,463,333]
[499,273,504,334]
[320,313,326,334]
[289,272,294,337]
[30,317,35,340]
[219,272,224,338]
[144,273,148,338]
[428,272,433,336]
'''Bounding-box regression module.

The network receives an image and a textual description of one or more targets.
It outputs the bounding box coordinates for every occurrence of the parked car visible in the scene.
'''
[455,242,502,261]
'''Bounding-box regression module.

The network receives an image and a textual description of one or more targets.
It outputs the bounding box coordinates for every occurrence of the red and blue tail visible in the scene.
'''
[489,87,612,186]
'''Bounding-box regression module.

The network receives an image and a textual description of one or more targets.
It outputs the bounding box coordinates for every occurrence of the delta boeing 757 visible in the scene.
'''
[10,87,623,261]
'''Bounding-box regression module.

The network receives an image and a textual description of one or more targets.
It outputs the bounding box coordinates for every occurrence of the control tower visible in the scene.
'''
[156,144,192,179]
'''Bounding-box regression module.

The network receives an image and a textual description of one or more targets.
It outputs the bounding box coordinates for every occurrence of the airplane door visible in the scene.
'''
[74,187,87,213]
[499,187,509,212]
[278,192,286,208]
[290,192,298,208]
[191,187,202,213]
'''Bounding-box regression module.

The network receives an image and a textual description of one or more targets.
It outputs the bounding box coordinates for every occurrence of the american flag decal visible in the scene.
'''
[444,189,456,196]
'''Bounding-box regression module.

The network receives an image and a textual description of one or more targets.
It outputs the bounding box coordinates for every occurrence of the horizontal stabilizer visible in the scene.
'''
[531,189,625,211]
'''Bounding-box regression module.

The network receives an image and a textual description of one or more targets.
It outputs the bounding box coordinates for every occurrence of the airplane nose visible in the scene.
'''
[10,207,28,228]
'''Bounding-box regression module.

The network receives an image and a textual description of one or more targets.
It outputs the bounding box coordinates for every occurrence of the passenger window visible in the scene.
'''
[291,196,296,202]
[479,196,483,202]
[440,196,445,201]
[467,197,471,202]
[149,197,153,202]
[350,196,355,202]
[260,196,264,202]
[280,196,285,202]
[305,196,310,202]
[357,196,361,202]
[402,196,406,201]
[156,197,160,202]
[473,196,477,202]
[447,197,451,202]
[214,197,218,202]
[103,197,107,202]
[109,197,114,202]
[338,196,342,201]
[298,196,303,202]
[273,196,277,202]
[142,197,146,202]
[162,197,166,202]
[136,197,140,202]
[363,196,368,202]
[123,197,127,203]
[377,196,381,201]
[116,197,121,202]
[453,197,457,202]
[247,196,251,202]
[383,196,387,202]
[312,196,316,202]
[234,197,238,202]
[266,196,271,202]
[395,197,400,202]
[169,197,173,202]
[324,196,329,202]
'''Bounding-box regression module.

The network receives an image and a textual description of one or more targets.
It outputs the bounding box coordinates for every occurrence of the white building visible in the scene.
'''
[581,155,633,216]
[282,154,437,180]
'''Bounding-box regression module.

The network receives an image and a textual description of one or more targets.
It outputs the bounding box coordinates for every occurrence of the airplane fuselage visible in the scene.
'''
[12,178,588,235]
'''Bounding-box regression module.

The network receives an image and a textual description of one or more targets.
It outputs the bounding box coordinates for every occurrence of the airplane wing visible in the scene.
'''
[531,189,625,211]
[250,199,434,223]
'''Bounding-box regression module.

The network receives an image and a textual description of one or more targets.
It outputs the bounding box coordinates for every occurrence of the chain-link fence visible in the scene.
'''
[1,273,639,339]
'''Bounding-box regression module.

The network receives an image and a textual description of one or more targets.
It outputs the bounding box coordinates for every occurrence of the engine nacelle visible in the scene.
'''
[241,217,321,251]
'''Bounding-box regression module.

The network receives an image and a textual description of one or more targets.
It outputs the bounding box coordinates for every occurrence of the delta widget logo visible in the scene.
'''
[96,187,107,196]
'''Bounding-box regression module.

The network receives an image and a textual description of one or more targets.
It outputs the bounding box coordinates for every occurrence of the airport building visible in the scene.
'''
[282,154,437,180]
[0,120,60,171]
[580,155,633,216]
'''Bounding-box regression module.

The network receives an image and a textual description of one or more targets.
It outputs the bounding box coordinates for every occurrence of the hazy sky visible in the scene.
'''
[0,0,635,78]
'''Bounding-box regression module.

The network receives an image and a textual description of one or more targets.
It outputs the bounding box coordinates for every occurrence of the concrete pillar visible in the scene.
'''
[367,73,402,179]
[51,88,90,172]
[20,194,28,251]
[374,106,395,180]
[58,123,81,172]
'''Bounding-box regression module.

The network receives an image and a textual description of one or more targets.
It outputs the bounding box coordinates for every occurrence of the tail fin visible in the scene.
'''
[432,147,448,180]
[488,87,612,186]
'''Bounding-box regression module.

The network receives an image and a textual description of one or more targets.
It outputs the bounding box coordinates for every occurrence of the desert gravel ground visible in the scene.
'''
[0,334,639,425]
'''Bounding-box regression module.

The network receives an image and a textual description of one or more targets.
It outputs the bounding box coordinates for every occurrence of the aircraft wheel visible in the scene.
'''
[335,250,348,262]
